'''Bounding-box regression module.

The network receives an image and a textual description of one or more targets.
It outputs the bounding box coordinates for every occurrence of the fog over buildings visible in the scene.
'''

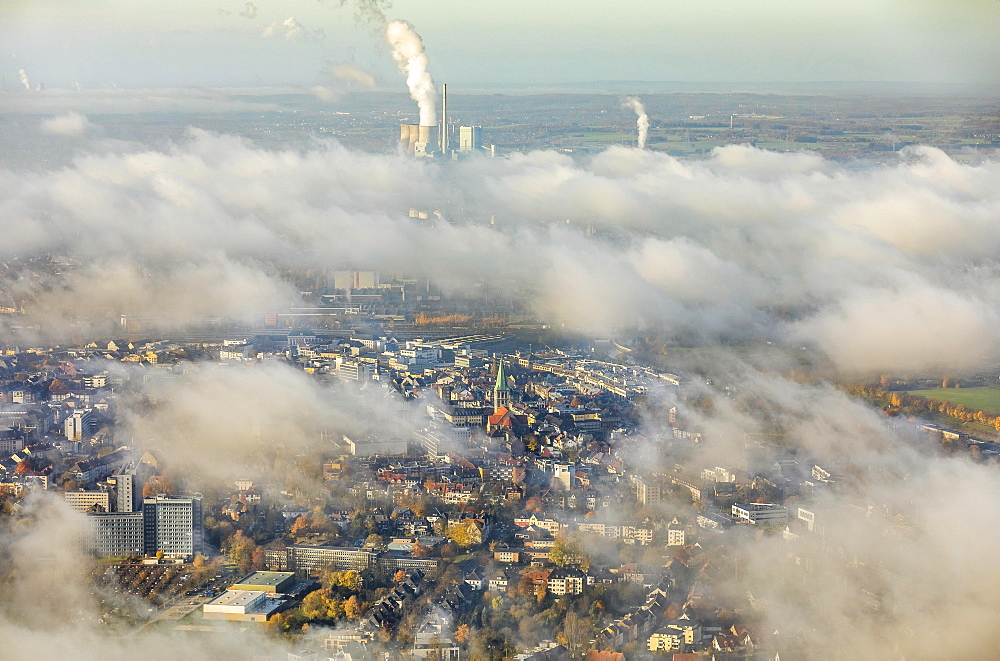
[0,1,999,660]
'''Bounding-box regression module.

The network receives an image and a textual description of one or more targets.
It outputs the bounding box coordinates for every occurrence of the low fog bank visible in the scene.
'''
[0,493,292,661]
[631,354,1000,658]
[2,130,999,656]
[2,132,998,377]
[118,360,421,486]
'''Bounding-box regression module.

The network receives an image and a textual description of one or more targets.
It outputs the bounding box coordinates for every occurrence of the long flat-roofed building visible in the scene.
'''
[732,502,788,525]
[230,571,297,595]
[203,590,282,622]
[64,489,111,513]
[271,545,377,574]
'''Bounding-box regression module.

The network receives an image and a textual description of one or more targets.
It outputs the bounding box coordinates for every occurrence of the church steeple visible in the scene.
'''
[493,359,510,413]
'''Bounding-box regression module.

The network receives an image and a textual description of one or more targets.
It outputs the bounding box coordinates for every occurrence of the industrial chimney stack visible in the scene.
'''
[441,83,448,154]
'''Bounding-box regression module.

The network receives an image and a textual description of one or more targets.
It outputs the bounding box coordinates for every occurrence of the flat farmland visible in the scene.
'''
[906,387,1000,414]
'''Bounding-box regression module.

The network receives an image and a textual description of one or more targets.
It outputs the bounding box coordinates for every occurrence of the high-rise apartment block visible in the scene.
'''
[115,462,146,513]
[142,494,204,557]
[86,512,144,557]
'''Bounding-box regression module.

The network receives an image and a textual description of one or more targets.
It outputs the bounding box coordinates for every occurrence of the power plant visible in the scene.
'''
[398,123,439,157]
[399,83,492,159]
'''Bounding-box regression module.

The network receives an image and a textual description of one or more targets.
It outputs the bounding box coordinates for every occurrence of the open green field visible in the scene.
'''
[906,387,1000,414]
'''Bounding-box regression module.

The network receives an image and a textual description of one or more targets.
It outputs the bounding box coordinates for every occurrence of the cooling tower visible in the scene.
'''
[400,124,419,152]
[417,125,438,147]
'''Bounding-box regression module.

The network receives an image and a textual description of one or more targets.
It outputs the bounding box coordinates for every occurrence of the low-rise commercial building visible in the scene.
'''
[731,503,788,525]
[203,590,282,622]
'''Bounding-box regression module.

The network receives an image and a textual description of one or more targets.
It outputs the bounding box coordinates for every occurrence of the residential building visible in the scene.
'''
[142,494,204,558]
[666,518,686,546]
[64,489,111,513]
[547,566,586,595]
[633,476,661,506]
[70,448,130,484]
[86,512,144,557]
[647,615,702,652]
[64,409,93,442]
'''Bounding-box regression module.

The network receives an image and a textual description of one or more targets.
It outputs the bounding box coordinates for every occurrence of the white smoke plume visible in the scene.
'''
[622,96,649,149]
[239,1,257,19]
[385,20,436,126]
[18,68,30,90]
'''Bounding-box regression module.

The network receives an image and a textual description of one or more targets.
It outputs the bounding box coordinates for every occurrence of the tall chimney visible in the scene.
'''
[441,83,448,154]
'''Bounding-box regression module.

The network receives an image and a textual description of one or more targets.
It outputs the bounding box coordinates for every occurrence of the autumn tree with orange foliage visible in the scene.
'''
[414,312,472,327]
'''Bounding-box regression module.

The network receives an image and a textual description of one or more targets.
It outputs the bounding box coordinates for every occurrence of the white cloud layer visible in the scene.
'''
[1,134,999,376]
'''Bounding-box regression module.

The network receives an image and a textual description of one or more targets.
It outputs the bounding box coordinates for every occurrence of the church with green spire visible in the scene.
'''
[493,358,510,413]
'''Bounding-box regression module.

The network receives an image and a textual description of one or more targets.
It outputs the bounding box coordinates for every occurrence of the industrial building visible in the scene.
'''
[459,125,482,151]
[399,123,439,157]
[230,571,297,595]
[398,83,494,159]
[343,434,409,457]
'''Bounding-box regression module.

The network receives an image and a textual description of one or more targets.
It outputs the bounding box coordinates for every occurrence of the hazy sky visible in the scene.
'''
[1,0,997,90]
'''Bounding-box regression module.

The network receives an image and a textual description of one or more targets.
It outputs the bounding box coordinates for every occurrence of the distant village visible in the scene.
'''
[0,320,939,660]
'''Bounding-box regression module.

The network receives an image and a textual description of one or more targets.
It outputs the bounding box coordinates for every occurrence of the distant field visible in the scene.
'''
[906,387,1000,414]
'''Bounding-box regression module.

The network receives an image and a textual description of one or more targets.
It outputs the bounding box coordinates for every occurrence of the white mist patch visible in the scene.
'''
[328,61,377,88]
[120,361,421,483]
[39,111,90,136]
[791,285,1000,374]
